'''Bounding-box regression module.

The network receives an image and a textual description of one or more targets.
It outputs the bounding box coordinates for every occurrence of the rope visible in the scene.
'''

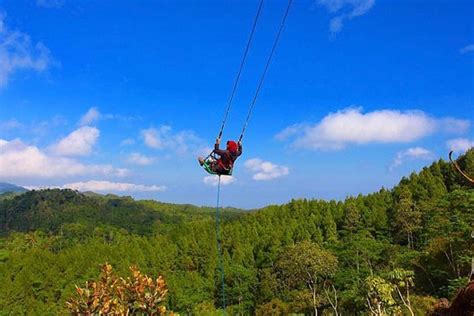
[213,2,292,307]
[215,175,226,313]
[218,0,265,140]
[449,151,474,184]
[239,0,293,142]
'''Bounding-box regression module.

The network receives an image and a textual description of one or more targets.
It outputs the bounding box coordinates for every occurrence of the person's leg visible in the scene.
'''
[211,161,225,174]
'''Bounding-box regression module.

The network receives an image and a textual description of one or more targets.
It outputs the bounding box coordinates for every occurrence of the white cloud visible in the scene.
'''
[318,0,375,33]
[142,126,206,155]
[447,138,474,153]
[62,180,166,193]
[203,175,236,186]
[244,158,289,181]
[277,108,468,150]
[50,126,99,156]
[0,138,128,179]
[460,44,474,54]
[127,153,155,166]
[390,147,434,170]
[0,13,52,87]
[79,107,101,126]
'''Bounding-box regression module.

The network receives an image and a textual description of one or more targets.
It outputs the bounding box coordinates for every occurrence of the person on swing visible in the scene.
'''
[199,138,242,175]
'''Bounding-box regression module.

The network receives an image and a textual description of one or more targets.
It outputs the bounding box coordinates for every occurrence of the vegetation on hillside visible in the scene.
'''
[0,150,472,314]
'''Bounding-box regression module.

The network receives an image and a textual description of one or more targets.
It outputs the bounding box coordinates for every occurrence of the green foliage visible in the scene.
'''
[255,298,289,316]
[392,186,421,248]
[276,241,338,290]
[275,241,338,314]
[410,295,437,315]
[0,150,473,314]
[366,275,397,314]
[0,189,243,236]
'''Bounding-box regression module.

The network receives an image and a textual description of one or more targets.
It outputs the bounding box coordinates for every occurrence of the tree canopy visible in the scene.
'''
[0,149,473,314]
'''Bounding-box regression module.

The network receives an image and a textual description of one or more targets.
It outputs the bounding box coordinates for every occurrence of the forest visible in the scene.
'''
[0,150,473,315]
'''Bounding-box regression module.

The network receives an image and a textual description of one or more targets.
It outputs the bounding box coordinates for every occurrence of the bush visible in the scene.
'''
[66,263,172,315]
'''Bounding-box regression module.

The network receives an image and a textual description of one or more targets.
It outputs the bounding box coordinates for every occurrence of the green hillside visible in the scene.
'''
[0,150,472,315]
[0,190,243,236]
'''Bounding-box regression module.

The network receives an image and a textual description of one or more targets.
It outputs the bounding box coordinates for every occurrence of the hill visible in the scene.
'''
[0,182,27,194]
[0,150,472,315]
[0,189,244,236]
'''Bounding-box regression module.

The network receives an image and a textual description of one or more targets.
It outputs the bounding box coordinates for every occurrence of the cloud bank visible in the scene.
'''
[0,138,127,179]
[62,180,166,193]
[277,108,469,150]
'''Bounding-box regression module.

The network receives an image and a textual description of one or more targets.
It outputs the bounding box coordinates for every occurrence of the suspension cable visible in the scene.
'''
[239,0,293,142]
[215,176,226,313]
[218,0,265,140]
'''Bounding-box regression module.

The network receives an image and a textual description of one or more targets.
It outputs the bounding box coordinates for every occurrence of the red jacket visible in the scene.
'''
[213,142,242,170]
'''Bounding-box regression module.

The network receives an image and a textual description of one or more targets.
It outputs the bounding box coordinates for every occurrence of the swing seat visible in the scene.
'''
[201,153,233,176]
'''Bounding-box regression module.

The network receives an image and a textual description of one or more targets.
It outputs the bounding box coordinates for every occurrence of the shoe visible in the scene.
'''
[198,157,205,166]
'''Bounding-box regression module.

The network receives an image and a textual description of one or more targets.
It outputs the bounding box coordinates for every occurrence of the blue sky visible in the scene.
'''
[0,0,473,208]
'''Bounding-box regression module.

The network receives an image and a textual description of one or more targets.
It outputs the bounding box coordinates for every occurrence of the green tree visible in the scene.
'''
[343,201,361,240]
[365,275,396,315]
[392,186,421,248]
[255,299,289,316]
[224,264,257,315]
[276,241,338,315]
[388,268,415,316]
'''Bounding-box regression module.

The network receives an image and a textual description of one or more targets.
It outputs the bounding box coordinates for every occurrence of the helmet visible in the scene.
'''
[226,140,238,153]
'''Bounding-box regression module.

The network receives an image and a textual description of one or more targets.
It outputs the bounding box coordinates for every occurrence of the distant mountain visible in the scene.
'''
[0,183,27,194]
[0,188,244,235]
